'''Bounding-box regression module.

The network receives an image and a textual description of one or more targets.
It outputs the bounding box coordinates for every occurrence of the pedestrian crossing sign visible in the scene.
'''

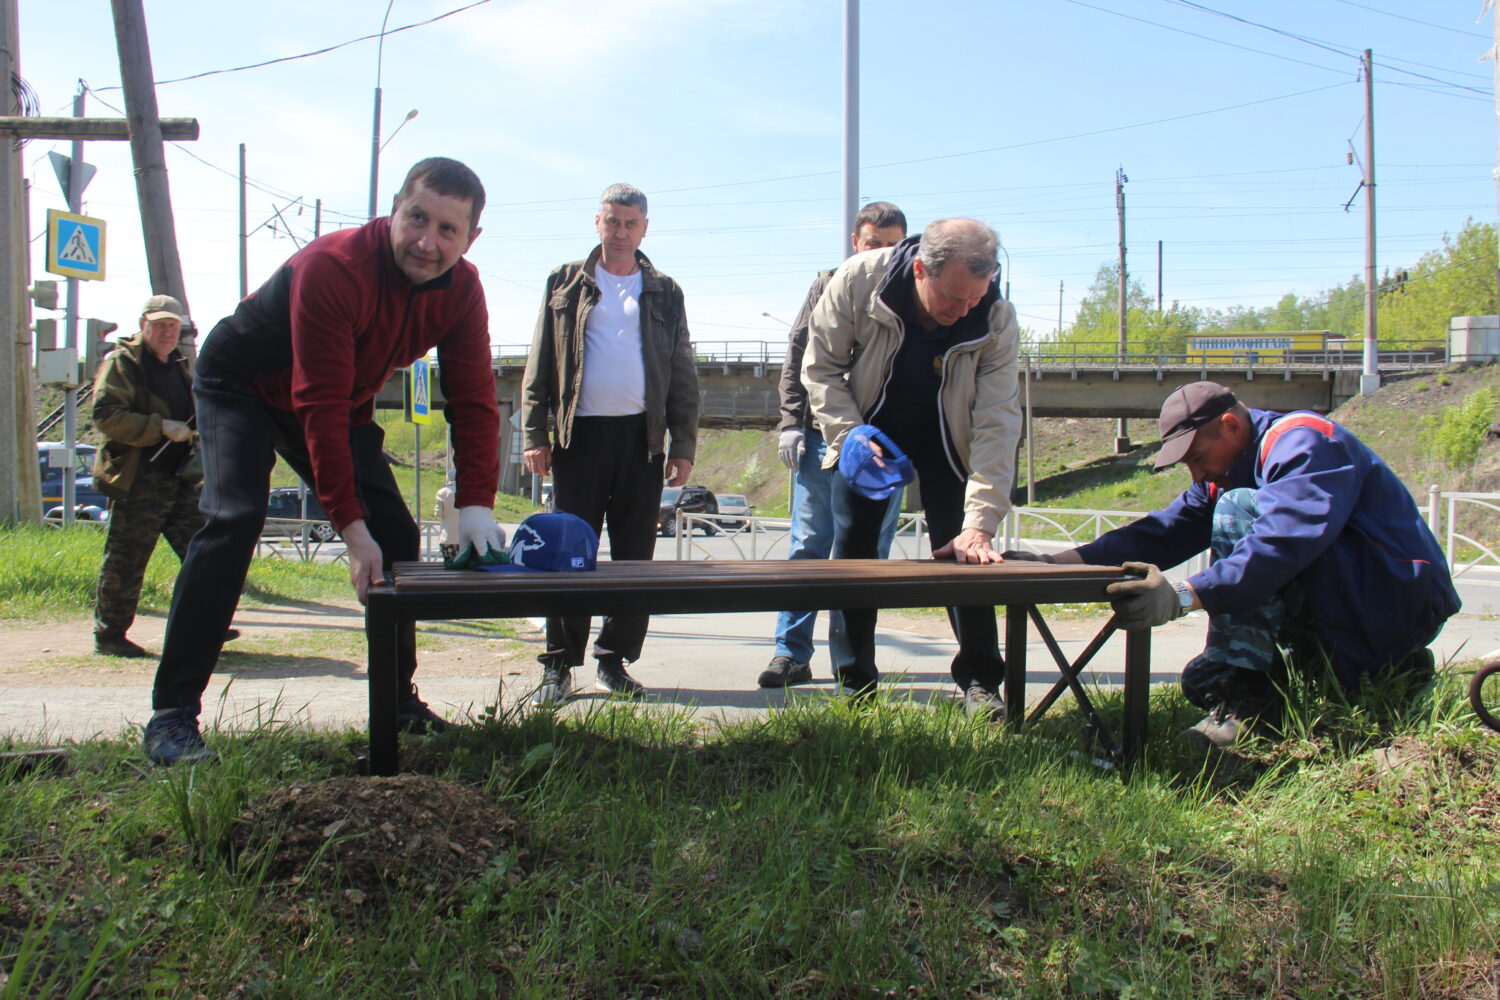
[405,358,433,425]
[46,209,107,281]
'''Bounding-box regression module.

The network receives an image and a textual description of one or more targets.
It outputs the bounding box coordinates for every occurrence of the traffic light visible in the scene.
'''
[84,319,118,378]
[28,280,58,311]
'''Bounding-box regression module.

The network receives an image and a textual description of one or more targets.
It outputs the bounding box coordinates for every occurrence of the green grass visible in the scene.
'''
[0,523,350,622]
[1,669,1495,998]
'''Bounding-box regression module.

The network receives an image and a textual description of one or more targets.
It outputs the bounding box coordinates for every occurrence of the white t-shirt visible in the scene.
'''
[577,263,647,416]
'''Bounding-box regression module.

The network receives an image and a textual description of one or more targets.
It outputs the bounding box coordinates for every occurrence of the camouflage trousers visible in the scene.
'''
[1179,488,1316,712]
[94,461,204,637]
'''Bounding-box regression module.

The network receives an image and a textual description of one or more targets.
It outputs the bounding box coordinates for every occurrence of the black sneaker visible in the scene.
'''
[397,690,452,734]
[836,667,878,703]
[142,708,215,766]
[962,683,1005,721]
[533,663,574,706]
[596,655,645,698]
[96,631,147,658]
[224,628,241,643]
[758,655,813,689]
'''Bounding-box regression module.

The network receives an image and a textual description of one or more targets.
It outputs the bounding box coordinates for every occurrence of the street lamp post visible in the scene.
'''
[368,1,398,220]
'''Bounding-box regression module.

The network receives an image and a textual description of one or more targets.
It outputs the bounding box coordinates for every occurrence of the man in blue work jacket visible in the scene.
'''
[1014,381,1460,749]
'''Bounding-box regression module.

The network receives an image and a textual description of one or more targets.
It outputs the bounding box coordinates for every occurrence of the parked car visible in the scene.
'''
[36,442,110,519]
[264,486,337,542]
[714,493,752,526]
[657,485,718,536]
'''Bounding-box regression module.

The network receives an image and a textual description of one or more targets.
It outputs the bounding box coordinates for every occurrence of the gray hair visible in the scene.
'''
[918,218,999,279]
[599,183,648,218]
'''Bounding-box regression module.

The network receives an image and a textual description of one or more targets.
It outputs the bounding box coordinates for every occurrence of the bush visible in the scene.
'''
[1427,387,1497,469]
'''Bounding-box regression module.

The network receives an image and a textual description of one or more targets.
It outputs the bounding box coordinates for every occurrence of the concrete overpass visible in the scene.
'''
[379,340,1445,423]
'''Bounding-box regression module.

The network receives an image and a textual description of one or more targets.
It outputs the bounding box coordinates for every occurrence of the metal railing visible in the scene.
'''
[1427,488,1500,578]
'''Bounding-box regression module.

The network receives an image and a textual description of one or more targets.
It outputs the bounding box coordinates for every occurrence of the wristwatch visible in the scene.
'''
[1174,583,1194,618]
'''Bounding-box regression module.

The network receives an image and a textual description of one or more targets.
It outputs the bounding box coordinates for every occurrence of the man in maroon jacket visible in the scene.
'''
[143,157,505,765]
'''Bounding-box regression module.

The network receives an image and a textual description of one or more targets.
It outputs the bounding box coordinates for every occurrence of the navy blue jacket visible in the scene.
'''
[1076,409,1460,683]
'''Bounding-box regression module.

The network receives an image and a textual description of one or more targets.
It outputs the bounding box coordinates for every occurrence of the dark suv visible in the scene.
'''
[264,487,337,542]
[657,485,718,536]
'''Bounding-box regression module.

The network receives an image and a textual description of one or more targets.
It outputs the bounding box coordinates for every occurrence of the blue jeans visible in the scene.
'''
[772,427,901,668]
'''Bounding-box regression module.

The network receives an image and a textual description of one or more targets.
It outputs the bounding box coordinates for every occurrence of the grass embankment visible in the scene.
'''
[0,524,350,623]
[2,676,1496,998]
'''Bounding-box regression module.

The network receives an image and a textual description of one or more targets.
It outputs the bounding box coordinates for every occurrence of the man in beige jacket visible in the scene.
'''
[803,218,1021,716]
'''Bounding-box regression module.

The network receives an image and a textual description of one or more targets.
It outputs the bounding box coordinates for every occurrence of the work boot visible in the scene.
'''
[533,662,574,707]
[595,655,645,698]
[758,655,812,689]
[397,688,452,734]
[142,707,215,766]
[224,628,241,643]
[962,682,1005,722]
[1179,706,1251,751]
[95,630,147,658]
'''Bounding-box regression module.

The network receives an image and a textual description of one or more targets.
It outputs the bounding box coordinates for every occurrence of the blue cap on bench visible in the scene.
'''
[480,512,598,572]
[838,424,915,501]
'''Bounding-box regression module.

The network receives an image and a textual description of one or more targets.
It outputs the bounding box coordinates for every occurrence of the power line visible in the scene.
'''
[92,0,496,90]
[1329,0,1490,41]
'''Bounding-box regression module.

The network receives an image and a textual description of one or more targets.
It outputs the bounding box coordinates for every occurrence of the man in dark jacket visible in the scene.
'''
[760,202,908,689]
[143,158,506,766]
[91,295,237,657]
[1028,381,1460,749]
[520,183,699,704]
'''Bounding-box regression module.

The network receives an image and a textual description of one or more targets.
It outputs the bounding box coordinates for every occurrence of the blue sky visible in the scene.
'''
[19,0,1495,353]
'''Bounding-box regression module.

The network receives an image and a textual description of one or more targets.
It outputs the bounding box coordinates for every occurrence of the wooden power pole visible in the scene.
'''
[1115,167,1130,453]
[110,0,195,357]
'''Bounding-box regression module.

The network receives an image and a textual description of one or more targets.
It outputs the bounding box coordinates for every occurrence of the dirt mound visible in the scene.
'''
[231,774,519,911]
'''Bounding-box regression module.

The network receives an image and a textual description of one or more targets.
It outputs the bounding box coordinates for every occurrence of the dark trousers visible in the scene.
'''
[152,384,419,712]
[95,460,204,636]
[830,455,1005,691]
[546,414,663,666]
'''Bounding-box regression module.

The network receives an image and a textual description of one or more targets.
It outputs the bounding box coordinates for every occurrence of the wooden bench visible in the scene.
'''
[364,559,1150,776]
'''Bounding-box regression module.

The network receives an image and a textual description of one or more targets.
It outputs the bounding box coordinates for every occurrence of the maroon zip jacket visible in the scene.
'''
[196,217,499,529]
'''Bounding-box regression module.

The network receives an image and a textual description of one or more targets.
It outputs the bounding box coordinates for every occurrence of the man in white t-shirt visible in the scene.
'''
[520,184,700,703]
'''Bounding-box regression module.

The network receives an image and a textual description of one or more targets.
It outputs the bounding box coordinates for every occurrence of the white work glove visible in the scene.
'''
[161,419,195,443]
[458,505,507,559]
[778,429,805,470]
[435,485,461,559]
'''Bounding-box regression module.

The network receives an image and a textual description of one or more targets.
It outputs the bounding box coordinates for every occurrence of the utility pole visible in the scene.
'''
[1361,49,1379,396]
[0,0,20,524]
[238,143,247,299]
[842,0,858,257]
[314,198,322,239]
[1493,3,1499,312]
[1057,279,1063,336]
[111,0,194,357]
[1157,240,1163,311]
[1115,167,1130,453]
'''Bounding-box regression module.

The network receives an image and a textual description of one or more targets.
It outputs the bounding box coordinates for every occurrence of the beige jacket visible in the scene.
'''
[802,246,1022,536]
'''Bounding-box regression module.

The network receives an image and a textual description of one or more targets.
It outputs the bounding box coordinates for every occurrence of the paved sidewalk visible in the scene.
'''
[3,602,1495,745]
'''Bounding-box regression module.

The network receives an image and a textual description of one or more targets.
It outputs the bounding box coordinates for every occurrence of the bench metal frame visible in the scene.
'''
[365,559,1150,776]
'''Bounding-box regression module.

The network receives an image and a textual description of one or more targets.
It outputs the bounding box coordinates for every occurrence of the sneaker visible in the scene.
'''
[533,663,574,707]
[397,690,452,734]
[1178,707,1251,751]
[758,655,813,689]
[836,667,878,703]
[96,631,147,658]
[595,655,645,698]
[224,628,241,643]
[962,683,1005,721]
[142,708,215,766]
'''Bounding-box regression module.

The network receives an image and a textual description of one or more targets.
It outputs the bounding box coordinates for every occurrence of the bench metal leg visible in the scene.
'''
[1121,625,1151,766]
[1004,605,1027,727]
[366,601,402,777]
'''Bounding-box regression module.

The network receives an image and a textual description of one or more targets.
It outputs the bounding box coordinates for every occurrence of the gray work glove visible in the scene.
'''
[1000,550,1054,563]
[160,418,195,443]
[778,429,805,470]
[1104,562,1181,631]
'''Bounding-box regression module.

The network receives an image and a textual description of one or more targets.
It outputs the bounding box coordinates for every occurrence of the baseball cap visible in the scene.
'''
[1154,381,1237,470]
[479,512,598,573]
[838,424,915,501]
[141,294,186,323]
